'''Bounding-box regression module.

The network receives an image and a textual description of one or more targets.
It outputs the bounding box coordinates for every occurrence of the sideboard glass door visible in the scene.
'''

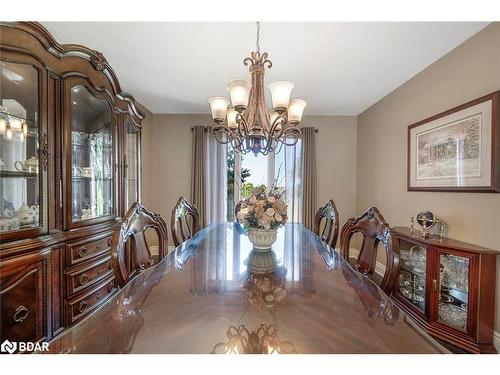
[0,61,45,238]
[396,239,427,313]
[70,84,114,223]
[437,252,470,333]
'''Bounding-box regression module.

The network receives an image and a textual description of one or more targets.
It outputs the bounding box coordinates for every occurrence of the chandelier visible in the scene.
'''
[207,22,307,155]
[210,323,297,354]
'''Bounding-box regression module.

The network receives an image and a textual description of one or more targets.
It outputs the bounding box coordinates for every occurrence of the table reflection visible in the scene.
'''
[46,223,441,354]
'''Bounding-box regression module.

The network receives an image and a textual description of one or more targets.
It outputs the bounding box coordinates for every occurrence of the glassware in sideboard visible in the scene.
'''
[397,240,426,312]
[0,61,42,234]
[438,253,469,332]
[70,85,113,222]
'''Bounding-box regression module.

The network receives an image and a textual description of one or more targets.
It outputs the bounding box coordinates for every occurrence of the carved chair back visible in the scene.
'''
[339,207,399,294]
[234,200,243,221]
[171,197,200,247]
[313,199,339,248]
[111,203,168,288]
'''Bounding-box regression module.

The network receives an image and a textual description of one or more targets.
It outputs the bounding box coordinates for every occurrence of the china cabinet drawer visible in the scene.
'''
[66,255,113,297]
[66,233,112,266]
[0,250,50,344]
[66,276,116,324]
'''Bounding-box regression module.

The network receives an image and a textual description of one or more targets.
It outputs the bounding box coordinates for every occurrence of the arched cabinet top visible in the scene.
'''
[0,21,145,125]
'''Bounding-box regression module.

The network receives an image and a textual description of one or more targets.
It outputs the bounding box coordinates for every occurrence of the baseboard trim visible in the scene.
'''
[149,245,176,255]
[150,245,159,255]
[348,248,387,277]
[375,260,386,277]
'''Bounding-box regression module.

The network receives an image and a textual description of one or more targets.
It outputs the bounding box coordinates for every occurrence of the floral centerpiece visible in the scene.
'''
[236,185,287,263]
[236,185,288,231]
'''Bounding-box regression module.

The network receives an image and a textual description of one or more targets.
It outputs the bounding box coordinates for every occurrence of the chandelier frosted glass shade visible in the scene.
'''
[227,79,252,110]
[268,81,295,111]
[288,99,308,125]
[208,96,230,123]
[227,107,238,129]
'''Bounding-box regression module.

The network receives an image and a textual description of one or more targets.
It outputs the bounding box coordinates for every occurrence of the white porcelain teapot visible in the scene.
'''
[14,203,38,225]
[14,157,39,173]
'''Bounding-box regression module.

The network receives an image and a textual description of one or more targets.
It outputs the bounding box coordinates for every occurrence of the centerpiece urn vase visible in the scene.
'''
[247,228,278,274]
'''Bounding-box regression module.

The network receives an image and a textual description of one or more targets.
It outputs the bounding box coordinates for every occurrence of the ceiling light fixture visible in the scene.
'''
[208,22,307,155]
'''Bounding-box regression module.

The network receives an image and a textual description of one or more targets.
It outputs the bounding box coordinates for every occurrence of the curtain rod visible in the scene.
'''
[190,125,318,133]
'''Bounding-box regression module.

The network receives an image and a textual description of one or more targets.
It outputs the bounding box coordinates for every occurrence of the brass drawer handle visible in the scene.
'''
[107,238,112,247]
[13,305,29,323]
[96,291,101,300]
[108,262,112,270]
[78,300,88,313]
[78,246,88,258]
[79,273,89,286]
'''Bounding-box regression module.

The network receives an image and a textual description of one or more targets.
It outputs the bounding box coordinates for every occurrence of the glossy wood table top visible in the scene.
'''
[47,223,445,354]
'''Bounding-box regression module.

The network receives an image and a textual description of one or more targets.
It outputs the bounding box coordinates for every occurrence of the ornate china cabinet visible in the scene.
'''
[0,22,144,344]
[392,227,499,354]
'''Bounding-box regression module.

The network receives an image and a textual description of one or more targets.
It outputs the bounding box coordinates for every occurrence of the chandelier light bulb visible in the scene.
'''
[208,97,230,124]
[227,108,238,129]
[288,99,308,125]
[5,125,13,140]
[0,118,6,134]
[227,79,251,111]
[10,117,22,130]
[22,122,28,137]
[268,81,294,111]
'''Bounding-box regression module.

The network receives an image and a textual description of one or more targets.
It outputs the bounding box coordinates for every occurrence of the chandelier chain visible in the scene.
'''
[256,21,260,53]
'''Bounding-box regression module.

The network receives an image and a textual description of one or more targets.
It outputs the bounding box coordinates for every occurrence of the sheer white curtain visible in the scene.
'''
[275,140,303,223]
[205,133,227,224]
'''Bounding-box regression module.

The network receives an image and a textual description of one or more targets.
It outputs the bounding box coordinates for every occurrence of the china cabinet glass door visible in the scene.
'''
[396,240,427,313]
[125,121,140,209]
[437,252,470,332]
[69,84,114,224]
[0,60,45,237]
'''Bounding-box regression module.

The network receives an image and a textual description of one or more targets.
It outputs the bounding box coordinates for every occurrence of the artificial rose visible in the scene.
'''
[266,207,275,217]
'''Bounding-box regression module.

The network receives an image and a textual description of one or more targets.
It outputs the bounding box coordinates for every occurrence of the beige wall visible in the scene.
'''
[305,116,358,225]
[357,22,500,333]
[149,114,204,245]
[143,114,358,245]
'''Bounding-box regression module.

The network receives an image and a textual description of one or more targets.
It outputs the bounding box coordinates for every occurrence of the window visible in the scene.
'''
[226,141,302,223]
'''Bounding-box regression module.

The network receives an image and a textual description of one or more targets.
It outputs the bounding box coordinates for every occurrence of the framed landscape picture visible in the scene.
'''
[408,91,500,192]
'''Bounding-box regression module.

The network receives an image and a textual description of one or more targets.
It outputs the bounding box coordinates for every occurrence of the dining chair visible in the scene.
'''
[111,203,168,288]
[339,207,399,295]
[313,199,339,249]
[171,197,200,247]
[234,200,243,221]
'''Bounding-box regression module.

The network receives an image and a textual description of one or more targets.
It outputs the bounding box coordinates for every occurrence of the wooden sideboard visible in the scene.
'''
[391,227,499,353]
[0,22,143,344]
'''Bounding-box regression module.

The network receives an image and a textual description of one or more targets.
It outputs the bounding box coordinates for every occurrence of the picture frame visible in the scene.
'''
[408,91,500,192]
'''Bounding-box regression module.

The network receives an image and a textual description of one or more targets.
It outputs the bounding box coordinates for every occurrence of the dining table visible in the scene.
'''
[46,223,446,354]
